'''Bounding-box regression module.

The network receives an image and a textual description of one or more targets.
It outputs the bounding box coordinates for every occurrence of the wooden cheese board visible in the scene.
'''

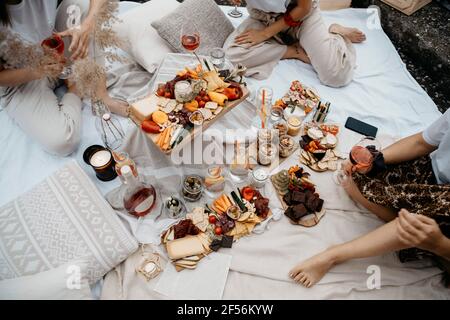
[130,87,249,155]
[130,53,249,155]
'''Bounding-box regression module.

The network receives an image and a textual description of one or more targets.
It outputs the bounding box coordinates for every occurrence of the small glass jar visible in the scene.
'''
[258,143,277,166]
[269,106,283,126]
[272,120,288,137]
[205,165,225,193]
[175,80,194,103]
[279,135,295,158]
[250,168,269,189]
[182,175,203,202]
[258,128,272,145]
[287,116,302,136]
[165,196,187,219]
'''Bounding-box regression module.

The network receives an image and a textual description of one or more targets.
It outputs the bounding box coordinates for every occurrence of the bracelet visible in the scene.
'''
[283,11,302,28]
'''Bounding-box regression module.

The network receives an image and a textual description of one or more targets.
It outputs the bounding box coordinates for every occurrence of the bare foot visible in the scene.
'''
[282,45,311,64]
[101,95,129,117]
[289,250,336,288]
[329,24,366,43]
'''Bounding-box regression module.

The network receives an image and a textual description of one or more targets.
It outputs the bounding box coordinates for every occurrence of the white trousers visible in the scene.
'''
[1,0,91,156]
[224,6,356,87]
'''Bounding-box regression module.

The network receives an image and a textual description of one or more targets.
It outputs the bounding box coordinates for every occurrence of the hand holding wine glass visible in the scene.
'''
[334,136,381,185]
[41,32,71,79]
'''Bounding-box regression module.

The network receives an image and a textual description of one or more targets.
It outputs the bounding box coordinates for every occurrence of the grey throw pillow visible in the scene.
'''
[151,0,235,55]
[0,160,138,284]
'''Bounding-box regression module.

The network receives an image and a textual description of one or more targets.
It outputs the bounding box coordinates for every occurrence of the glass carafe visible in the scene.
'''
[121,165,157,218]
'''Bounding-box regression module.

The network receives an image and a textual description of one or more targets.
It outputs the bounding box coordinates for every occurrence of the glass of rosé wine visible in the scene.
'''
[41,32,72,79]
[181,22,202,67]
[333,136,381,185]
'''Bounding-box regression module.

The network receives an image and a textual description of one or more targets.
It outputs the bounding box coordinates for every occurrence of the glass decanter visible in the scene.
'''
[121,165,157,218]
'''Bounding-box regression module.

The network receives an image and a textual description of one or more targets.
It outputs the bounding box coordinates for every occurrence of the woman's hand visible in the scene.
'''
[57,19,94,60]
[33,59,65,79]
[341,173,361,200]
[342,159,355,176]
[396,209,446,254]
[235,29,269,47]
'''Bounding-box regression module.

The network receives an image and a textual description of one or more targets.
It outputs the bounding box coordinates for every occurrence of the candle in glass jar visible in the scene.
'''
[83,145,117,182]
[287,116,302,136]
[90,150,111,168]
[250,168,269,188]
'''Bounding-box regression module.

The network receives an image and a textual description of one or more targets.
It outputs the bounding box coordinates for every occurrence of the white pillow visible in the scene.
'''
[0,160,138,284]
[112,0,180,73]
[0,261,92,300]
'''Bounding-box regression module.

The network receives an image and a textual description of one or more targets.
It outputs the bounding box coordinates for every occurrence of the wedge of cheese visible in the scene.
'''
[166,235,205,260]
[131,94,160,122]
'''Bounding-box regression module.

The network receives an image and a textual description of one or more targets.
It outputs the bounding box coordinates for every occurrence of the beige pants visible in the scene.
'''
[224,6,356,87]
[1,0,92,156]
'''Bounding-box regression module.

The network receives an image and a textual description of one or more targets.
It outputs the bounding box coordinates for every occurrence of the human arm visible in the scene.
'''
[397,209,450,260]
[57,0,109,60]
[235,0,312,46]
[0,62,63,87]
[342,132,437,176]
[382,132,437,165]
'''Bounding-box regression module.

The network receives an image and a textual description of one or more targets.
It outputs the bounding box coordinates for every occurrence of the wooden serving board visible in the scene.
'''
[270,171,326,227]
[131,86,249,155]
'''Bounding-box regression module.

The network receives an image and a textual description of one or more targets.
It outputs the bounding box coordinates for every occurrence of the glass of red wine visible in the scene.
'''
[181,22,202,67]
[333,136,381,185]
[41,33,71,79]
[228,0,243,18]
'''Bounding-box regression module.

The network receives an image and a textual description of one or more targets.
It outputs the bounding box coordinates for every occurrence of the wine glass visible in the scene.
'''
[181,22,201,67]
[41,32,72,79]
[228,0,243,18]
[333,136,381,185]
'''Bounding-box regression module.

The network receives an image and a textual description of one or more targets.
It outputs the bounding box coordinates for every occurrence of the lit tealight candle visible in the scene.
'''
[90,150,112,168]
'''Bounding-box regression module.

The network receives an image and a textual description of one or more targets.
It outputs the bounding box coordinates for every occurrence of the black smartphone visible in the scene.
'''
[345,117,378,137]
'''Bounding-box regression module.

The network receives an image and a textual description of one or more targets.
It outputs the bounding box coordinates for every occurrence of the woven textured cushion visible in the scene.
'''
[0,261,92,300]
[0,161,138,284]
[112,0,180,72]
[151,0,235,55]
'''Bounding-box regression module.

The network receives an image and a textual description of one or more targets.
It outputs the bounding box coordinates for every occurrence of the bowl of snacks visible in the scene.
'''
[226,205,241,220]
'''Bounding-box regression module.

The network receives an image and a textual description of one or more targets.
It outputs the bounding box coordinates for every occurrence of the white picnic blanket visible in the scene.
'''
[0,5,448,299]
